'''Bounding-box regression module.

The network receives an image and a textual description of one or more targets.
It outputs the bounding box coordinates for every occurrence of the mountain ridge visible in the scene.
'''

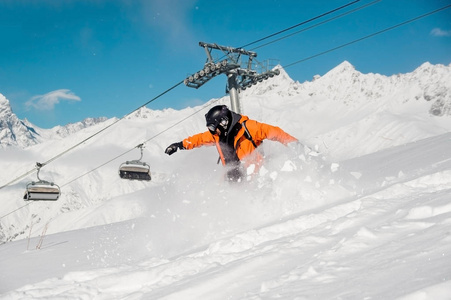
[294,61,450,114]
[0,94,108,149]
[1,61,450,149]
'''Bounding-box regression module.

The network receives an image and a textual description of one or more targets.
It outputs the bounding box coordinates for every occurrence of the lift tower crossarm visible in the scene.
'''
[185,41,280,114]
[199,42,257,58]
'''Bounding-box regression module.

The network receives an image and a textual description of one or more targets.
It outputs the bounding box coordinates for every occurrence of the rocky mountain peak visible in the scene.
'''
[0,94,41,148]
[0,93,109,148]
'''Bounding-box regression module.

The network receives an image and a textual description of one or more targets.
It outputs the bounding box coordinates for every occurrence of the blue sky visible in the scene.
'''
[1,0,450,128]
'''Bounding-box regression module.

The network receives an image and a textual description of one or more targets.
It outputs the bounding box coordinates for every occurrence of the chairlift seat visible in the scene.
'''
[24,181,61,201]
[119,161,151,181]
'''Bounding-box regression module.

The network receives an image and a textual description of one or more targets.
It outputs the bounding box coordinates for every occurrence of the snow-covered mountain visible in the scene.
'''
[46,117,109,139]
[248,61,451,117]
[242,61,451,160]
[0,94,108,149]
[0,94,40,148]
[316,61,451,117]
[1,61,450,150]
[0,61,450,299]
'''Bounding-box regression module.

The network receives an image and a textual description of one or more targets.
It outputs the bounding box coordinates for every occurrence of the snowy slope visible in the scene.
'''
[1,133,450,299]
[0,61,450,299]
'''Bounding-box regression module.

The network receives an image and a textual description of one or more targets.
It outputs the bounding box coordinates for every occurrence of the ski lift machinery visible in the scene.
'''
[119,144,151,181]
[183,42,280,114]
[23,163,61,201]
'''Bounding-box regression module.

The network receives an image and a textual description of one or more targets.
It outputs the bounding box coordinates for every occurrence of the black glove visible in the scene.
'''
[165,142,184,155]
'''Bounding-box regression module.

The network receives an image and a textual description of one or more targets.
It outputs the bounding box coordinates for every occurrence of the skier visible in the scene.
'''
[165,105,298,181]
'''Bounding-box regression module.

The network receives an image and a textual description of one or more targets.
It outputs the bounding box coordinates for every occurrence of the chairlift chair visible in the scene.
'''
[119,144,151,181]
[24,163,61,201]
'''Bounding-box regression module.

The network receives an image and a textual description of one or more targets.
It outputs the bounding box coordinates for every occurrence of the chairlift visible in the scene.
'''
[119,144,151,181]
[23,163,61,201]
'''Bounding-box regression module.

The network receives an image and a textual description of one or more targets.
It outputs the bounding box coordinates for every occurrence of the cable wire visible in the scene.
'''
[283,4,451,69]
[240,0,361,49]
[213,0,363,64]
[0,80,183,191]
[0,202,33,219]
[251,0,381,51]
[0,98,220,221]
[60,98,222,188]
[42,80,184,167]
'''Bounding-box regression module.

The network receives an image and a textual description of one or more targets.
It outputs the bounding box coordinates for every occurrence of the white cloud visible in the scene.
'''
[26,89,81,110]
[430,28,451,37]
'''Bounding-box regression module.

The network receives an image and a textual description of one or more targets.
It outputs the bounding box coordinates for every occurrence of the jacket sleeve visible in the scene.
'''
[247,120,298,145]
[182,131,216,150]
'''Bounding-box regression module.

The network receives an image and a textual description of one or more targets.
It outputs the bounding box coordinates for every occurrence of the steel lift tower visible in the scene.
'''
[184,42,280,114]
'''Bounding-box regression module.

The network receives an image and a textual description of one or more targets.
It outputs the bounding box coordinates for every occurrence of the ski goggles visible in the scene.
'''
[207,118,228,134]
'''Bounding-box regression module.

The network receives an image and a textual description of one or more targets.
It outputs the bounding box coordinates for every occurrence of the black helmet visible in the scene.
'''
[205,105,231,136]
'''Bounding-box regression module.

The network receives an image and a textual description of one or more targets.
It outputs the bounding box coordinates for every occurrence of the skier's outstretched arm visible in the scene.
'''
[165,131,216,155]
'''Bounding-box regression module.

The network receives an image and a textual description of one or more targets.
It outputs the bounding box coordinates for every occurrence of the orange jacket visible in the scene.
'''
[182,115,297,166]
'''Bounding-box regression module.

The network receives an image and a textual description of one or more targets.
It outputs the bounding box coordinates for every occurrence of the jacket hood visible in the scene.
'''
[226,111,249,136]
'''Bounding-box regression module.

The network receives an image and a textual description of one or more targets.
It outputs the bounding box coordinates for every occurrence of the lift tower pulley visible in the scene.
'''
[184,42,280,114]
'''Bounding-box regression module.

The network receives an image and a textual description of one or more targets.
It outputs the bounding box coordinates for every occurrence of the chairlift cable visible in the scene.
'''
[0,80,184,191]
[0,202,33,219]
[239,0,361,49]
[0,99,218,221]
[42,80,184,168]
[211,0,363,65]
[0,167,39,191]
[251,0,381,51]
[60,98,222,188]
[282,4,451,69]
[61,147,138,188]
